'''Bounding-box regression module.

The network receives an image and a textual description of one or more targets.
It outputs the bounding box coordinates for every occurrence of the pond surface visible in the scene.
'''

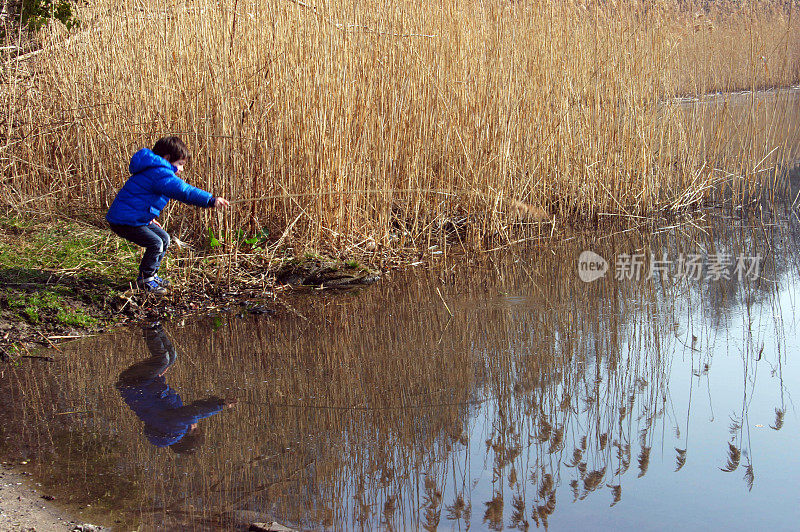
[2,208,800,531]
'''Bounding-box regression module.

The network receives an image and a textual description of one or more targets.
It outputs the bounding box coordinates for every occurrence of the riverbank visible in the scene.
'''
[0,211,382,358]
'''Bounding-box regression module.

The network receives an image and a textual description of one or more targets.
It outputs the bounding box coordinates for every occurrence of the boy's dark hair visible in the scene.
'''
[152,136,190,163]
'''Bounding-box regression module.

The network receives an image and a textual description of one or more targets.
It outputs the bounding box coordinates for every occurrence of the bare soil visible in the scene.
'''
[0,462,97,531]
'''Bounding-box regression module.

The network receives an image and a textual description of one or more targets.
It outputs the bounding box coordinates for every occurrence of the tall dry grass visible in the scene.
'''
[1,0,800,252]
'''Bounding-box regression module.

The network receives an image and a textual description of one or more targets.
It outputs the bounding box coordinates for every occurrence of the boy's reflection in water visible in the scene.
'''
[116,324,236,454]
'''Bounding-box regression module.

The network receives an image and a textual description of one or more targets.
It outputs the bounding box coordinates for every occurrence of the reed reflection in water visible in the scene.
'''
[1,210,798,530]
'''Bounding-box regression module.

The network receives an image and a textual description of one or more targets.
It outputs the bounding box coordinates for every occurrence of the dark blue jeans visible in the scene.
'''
[116,326,178,386]
[109,222,170,280]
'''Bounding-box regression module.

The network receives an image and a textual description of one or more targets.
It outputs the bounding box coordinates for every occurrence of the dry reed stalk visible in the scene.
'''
[1,0,799,256]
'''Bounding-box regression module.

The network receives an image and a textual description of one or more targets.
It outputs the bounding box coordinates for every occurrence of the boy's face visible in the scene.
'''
[174,158,187,174]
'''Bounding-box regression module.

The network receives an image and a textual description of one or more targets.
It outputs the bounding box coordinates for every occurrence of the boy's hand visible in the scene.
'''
[214,197,230,209]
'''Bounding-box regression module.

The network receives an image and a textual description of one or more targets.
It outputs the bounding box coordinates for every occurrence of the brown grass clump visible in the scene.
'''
[1,0,800,253]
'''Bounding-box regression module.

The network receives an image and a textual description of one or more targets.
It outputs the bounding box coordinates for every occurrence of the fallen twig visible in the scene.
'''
[21,354,56,362]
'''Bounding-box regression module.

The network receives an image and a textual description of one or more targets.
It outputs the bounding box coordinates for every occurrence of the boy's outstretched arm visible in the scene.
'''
[214,197,230,208]
[156,169,217,208]
[164,397,228,424]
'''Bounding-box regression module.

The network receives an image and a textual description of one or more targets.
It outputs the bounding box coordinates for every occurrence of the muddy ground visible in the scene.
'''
[0,462,98,531]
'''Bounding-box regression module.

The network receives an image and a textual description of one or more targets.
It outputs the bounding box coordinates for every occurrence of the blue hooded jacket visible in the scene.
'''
[106,149,215,226]
[118,376,224,447]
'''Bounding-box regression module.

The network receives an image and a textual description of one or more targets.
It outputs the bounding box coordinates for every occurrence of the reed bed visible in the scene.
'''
[2,0,800,254]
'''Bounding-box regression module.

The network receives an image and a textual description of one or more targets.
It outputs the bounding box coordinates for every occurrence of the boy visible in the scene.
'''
[106,136,230,295]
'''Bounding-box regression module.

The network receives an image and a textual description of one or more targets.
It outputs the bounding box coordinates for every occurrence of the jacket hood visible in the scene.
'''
[129,148,175,175]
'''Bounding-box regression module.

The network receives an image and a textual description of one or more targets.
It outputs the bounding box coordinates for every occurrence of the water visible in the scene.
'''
[1,209,799,531]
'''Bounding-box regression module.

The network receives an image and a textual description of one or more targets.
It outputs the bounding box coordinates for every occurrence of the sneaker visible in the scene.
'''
[137,277,168,295]
[153,275,170,287]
